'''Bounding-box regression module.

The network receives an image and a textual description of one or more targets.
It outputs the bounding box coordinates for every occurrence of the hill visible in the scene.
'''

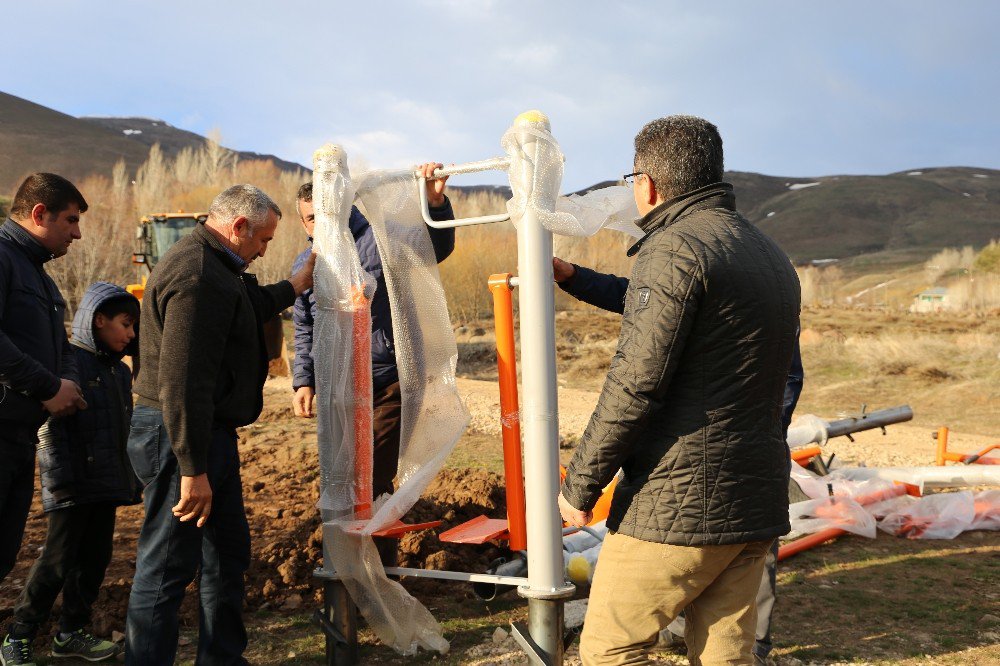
[0,91,151,194]
[2,90,996,265]
[0,91,306,194]
[80,116,306,174]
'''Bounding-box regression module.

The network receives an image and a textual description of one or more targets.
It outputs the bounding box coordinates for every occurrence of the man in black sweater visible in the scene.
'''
[125,185,315,666]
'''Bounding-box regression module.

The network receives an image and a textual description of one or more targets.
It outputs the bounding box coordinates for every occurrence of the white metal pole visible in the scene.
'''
[512,110,570,596]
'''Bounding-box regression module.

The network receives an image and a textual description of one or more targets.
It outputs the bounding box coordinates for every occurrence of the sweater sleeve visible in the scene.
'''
[558,265,629,314]
[157,276,235,476]
[427,196,456,263]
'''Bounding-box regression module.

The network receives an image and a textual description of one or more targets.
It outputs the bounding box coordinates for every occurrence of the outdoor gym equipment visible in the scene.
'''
[313,111,577,665]
[934,426,999,466]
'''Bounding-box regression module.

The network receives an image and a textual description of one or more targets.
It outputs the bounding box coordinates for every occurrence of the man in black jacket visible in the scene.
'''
[0,173,87,598]
[124,185,316,666]
[558,117,800,665]
[553,257,803,663]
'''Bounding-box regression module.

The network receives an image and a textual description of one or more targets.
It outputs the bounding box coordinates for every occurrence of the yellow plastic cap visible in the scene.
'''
[514,109,550,129]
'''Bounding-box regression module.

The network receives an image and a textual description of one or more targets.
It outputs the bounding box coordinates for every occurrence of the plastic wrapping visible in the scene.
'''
[878,491,976,539]
[562,521,608,554]
[564,544,602,585]
[315,152,468,655]
[555,186,642,238]
[786,414,829,448]
[312,145,374,518]
[972,490,1000,531]
[789,496,877,538]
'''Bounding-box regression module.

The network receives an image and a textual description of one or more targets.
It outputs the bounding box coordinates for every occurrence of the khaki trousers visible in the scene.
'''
[580,532,773,666]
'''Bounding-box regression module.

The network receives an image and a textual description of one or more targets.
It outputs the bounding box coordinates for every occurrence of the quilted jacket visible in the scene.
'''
[560,183,801,546]
[37,282,141,511]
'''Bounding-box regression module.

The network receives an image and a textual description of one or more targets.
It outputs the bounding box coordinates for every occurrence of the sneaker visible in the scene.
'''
[51,630,118,661]
[0,635,36,666]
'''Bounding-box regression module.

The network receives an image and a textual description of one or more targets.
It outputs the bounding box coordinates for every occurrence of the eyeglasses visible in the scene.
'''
[623,171,645,188]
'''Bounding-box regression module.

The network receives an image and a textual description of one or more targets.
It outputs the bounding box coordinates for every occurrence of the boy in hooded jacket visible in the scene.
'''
[1,283,141,666]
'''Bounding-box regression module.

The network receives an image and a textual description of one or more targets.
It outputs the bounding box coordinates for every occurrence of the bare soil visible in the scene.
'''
[1,306,998,664]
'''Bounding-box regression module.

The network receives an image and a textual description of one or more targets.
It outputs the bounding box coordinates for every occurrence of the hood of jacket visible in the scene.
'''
[71,282,139,361]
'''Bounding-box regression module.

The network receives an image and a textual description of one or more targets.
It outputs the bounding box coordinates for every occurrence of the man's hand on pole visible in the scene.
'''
[552,257,576,284]
[42,378,88,417]
[174,473,213,527]
[420,162,448,207]
[558,491,592,528]
[289,252,317,296]
[293,386,315,418]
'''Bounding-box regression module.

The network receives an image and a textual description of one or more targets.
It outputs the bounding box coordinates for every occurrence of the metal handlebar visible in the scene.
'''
[417,156,512,229]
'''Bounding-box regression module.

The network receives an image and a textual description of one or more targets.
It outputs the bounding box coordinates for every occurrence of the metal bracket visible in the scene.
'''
[417,157,512,228]
[511,621,553,666]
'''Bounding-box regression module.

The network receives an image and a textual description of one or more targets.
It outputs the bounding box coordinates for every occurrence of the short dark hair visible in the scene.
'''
[297,181,312,203]
[96,296,140,322]
[634,116,724,200]
[10,173,89,219]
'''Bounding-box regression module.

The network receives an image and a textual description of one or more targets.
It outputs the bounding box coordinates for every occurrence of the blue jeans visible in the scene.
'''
[124,405,250,666]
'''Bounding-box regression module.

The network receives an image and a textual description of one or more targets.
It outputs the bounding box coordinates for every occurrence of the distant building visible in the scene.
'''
[911,286,951,313]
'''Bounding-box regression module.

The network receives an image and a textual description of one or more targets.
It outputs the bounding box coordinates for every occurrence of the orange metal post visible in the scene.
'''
[352,287,373,518]
[936,426,949,466]
[489,273,528,551]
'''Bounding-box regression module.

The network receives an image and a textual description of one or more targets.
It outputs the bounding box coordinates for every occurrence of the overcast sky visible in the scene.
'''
[2,1,997,190]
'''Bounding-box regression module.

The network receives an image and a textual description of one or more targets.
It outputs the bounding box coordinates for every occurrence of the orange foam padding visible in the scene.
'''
[790,444,822,464]
[488,274,528,551]
[339,519,443,538]
[439,516,511,544]
[351,287,373,519]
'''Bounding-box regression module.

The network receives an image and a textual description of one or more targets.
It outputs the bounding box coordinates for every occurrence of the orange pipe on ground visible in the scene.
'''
[352,287,373,519]
[489,274,527,551]
[778,528,843,561]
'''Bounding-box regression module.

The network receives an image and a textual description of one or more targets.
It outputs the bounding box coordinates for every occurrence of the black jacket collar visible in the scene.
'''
[627,183,736,257]
[193,222,247,274]
[1,218,54,264]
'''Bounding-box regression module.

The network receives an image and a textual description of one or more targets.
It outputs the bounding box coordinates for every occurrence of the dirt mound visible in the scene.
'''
[1,381,515,645]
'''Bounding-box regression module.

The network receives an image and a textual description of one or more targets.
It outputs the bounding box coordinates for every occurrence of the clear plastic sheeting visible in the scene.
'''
[789,496,876,538]
[315,156,469,656]
[312,145,374,519]
[555,186,642,238]
[786,414,829,448]
[972,490,1000,531]
[502,119,643,238]
[879,491,976,539]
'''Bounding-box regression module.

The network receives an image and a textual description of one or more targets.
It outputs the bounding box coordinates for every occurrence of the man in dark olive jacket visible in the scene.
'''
[125,185,316,666]
[558,116,800,665]
[0,173,87,594]
[553,256,803,664]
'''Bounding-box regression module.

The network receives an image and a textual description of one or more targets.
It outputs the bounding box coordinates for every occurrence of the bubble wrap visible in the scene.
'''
[312,145,374,519]
[314,157,468,655]
[503,123,642,237]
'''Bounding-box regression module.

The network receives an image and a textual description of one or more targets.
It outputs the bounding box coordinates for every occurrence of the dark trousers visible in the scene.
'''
[9,503,116,639]
[752,539,780,662]
[0,425,37,585]
[124,405,250,666]
[372,382,402,567]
